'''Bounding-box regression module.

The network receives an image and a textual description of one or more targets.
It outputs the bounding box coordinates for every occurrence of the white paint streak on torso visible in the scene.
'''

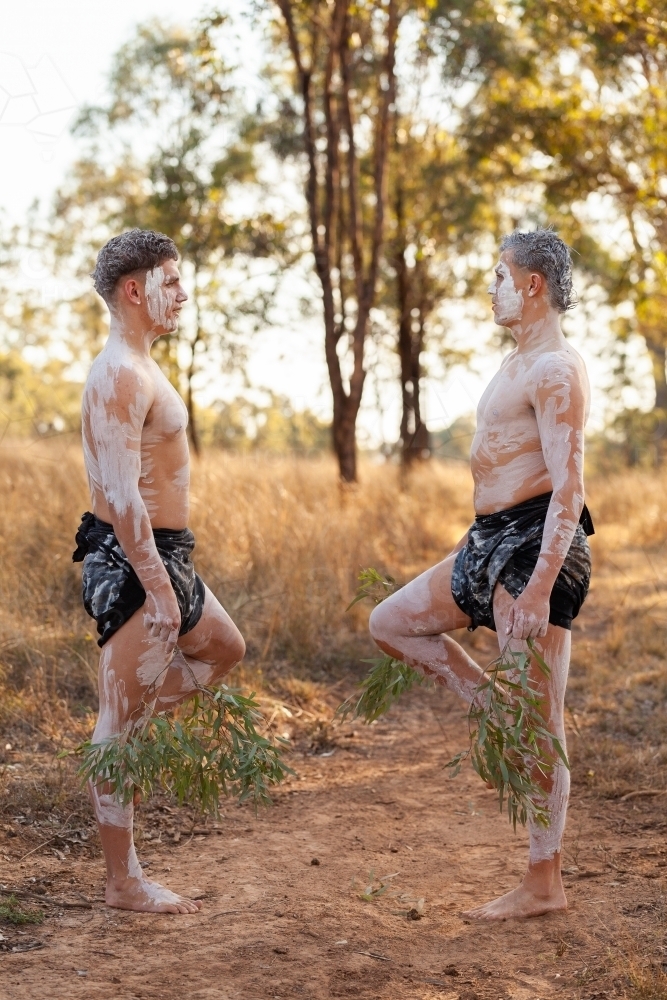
[471,345,590,516]
[82,346,190,532]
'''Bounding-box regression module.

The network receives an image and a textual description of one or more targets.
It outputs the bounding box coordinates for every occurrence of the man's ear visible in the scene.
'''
[120,276,143,305]
[527,272,544,298]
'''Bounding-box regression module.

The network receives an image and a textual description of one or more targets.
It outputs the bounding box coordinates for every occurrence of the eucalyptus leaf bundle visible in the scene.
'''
[444,640,569,831]
[342,568,569,829]
[337,654,428,723]
[70,686,293,815]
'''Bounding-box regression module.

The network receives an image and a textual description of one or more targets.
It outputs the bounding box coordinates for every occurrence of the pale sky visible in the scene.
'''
[0,1,650,443]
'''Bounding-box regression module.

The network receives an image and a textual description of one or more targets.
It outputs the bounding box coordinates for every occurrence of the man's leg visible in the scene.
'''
[92,586,245,913]
[91,611,204,913]
[154,585,245,709]
[368,554,488,701]
[465,582,570,920]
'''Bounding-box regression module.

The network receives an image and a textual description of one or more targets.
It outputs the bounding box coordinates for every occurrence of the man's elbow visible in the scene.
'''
[552,478,585,516]
[102,485,143,517]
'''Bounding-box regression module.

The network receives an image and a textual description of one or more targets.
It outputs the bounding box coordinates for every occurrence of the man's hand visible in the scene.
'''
[505,585,550,640]
[144,588,181,650]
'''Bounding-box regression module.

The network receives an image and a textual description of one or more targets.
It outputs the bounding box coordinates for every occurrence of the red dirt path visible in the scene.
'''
[1,684,663,1000]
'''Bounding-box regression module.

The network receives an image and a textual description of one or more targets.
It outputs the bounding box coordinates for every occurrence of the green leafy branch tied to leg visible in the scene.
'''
[62,685,293,816]
[339,568,569,830]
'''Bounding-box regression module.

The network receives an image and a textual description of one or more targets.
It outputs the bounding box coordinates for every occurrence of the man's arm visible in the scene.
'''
[506,354,587,640]
[90,364,180,649]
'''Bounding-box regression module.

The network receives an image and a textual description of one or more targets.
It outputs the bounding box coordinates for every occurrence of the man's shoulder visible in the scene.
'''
[528,346,586,386]
[84,348,155,406]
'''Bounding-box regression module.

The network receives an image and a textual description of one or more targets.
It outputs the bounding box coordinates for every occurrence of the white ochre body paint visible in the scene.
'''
[369,245,590,916]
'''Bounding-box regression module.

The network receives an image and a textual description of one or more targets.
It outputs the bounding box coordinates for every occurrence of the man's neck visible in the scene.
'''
[107,315,156,357]
[508,311,565,355]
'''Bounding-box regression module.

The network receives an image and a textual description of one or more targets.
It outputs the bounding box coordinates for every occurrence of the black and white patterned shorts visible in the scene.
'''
[451,491,593,632]
[72,512,205,647]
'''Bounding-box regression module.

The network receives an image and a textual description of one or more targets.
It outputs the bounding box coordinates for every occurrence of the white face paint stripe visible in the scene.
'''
[145,265,180,332]
[491,261,524,326]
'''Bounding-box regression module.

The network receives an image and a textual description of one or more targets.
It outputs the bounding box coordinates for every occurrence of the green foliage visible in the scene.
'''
[337,655,429,724]
[71,685,293,815]
[0,896,44,926]
[345,567,397,611]
[204,392,331,454]
[343,567,568,828]
[0,352,82,438]
[445,639,569,831]
[342,568,426,721]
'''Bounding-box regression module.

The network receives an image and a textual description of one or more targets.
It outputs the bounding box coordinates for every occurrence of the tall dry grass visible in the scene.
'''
[567,468,667,798]
[2,437,667,799]
[0,440,473,732]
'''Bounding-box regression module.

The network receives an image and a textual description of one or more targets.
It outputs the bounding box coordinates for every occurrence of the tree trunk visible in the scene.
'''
[646,339,667,410]
[400,318,429,463]
[186,378,200,456]
[394,182,429,466]
[646,338,667,465]
[186,271,202,457]
[276,0,397,484]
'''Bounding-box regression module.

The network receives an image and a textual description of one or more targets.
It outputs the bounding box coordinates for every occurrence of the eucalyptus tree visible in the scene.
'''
[266,0,399,483]
[53,13,290,452]
[548,1,667,451]
[445,0,667,456]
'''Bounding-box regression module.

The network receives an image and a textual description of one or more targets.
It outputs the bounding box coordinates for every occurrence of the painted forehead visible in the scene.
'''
[149,261,180,282]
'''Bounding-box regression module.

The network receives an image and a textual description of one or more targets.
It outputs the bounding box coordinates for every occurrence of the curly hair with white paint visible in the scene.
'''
[92,229,178,302]
[500,228,576,313]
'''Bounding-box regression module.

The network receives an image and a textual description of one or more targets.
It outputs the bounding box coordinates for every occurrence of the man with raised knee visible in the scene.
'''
[73,229,246,913]
[370,228,592,920]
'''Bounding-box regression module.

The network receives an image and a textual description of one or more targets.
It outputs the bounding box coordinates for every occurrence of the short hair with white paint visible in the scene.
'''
[499,228,576,313]
[91,229,178,302]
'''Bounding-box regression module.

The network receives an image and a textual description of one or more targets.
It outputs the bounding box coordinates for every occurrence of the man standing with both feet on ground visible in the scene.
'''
[73,229,246,914]
[369,228,593,920]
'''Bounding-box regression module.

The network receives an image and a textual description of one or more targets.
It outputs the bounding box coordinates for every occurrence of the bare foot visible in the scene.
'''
[463,882,567,921]
[106,876,203,914]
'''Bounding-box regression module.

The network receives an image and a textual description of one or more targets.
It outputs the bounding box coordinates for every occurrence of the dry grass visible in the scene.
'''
[0,440,472,732]
[2,439,667,764]
[565,470,667,802]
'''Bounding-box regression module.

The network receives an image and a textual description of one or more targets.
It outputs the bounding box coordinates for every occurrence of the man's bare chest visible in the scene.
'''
[143,379,188,445]
[477,368,536,435]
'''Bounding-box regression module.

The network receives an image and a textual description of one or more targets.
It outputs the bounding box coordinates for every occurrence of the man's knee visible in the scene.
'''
[210,623,245,669]
[228,628,246,666]
[369,600,395,646]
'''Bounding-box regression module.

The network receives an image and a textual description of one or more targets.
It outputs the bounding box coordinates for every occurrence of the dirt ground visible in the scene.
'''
[1,647,666,1000]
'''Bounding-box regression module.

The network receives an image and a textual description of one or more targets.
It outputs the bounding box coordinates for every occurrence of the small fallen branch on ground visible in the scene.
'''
[619,789,667,802]
[340,568,569,830]
[62,685,293,816]
[0,887,92,910]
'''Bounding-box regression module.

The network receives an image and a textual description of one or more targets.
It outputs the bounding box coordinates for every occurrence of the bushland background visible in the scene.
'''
[1,3,667,998]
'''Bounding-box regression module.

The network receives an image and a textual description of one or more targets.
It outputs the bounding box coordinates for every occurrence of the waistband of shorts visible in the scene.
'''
[85,513,191,537]
[73,512,194,562]
[474,491,594,536]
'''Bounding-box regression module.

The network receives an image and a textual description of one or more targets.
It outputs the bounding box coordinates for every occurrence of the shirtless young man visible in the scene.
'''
[369,228,593,920]
[73,229,246,914]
